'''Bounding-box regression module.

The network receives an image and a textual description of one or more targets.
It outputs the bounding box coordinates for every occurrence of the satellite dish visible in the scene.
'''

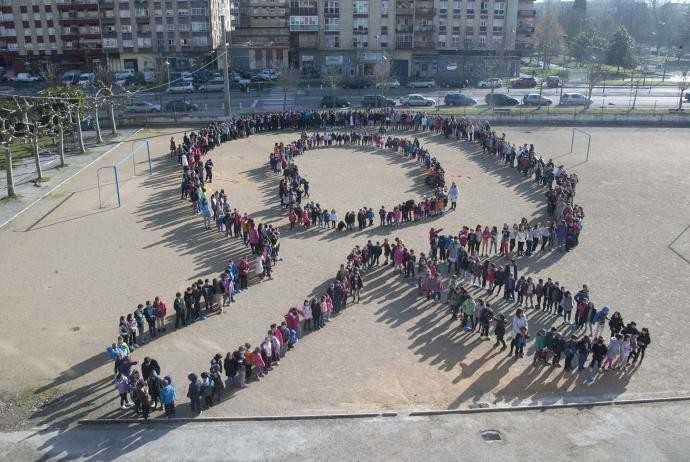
[447,62,458,71]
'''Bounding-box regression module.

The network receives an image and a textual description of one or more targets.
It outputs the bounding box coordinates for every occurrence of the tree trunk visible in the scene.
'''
[58,123,66,167]
[109,101,117,135]
[32,134,43,180]
[283,86,288,112]
[93,105,103,143]
[4,145,15,197]
[74,110,86,154]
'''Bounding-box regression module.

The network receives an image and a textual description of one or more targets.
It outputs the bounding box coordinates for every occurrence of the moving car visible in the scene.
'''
[320,95,351,108]
[485,93,520,106]
[478,78,502,89]
[376,79,401,89]
[125,101,161,113]
[559,93,592,106]
[342,78,373,89]
[10,73,41,82]
[198,78,225,92]
[522,93,553,106]
[510,77,537,89]
[164,100,199,112]
[408,79,435,88]
[400,94,435,106]
[444,93,477,106]
[545,76,561,88]
[361,94,396,107]
[166,81,194,93]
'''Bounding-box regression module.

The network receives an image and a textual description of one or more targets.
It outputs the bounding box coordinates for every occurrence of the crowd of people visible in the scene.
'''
[104,108,600,419]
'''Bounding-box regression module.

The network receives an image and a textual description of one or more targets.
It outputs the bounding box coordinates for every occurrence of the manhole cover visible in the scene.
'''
[481,430,502,442]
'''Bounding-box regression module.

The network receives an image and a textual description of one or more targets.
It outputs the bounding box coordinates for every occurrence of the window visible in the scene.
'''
[8,43,18,51]
[180,38,188,46]
[3,13,15,21]
[178,8,188,16]
[324,34,339,48]
[166,9,173,16]
[21,13,29,21]
[50,42,57,50]
[167,24,174,31]
[381,0,388,15]
[492,24,503,33]
[33,13,41,20]
[192,36,208,46]
[492,35,502,46]
[480,2,488,14]
[25,29,32,36]
[381,25,388,33]
[452,1,460,14]
[478,35,486,47]
[191,7,207,16]
[104,10,115,18]
[451,34,460,47]
[191,21,208,32]
[324,17,339,32]
[121,24,132,32]
[135,8,148,17]
[452,24,460,32]
[324,0,339,14]
[25,42,33,50]
[479,20,486,31]
[353,1,368,14]
[90,26,100,33]
[138,37,152,47]
[156,24,163,32]
[466,2,474,14]
[380,34,388,47]
[46,12,53,20]
[106,25,116,32]
[122,39,133,47]
[154,9,162,16]
[493,2,504,15]
[35,27,43,35]
[353,36,367,47]
[168,38,175,45]
[120,9,130,18]
[437,34,446,47]
[103,38,118,48]
[179,23,188,31]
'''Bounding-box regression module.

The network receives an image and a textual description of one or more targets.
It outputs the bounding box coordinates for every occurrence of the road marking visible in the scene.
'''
[251,99,258,108]
[0,128,142,230]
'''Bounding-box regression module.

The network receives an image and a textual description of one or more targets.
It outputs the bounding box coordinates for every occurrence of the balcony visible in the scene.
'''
[135,15,150,22]
[413,24,434,32]
[415,7,435,17]
[289,15,318,31]
[414,41,435,49]
[518,10,535,18]
[396,8,413,15]
[396,25,413,33]
[517,24,534,33]
[290,8,317,16]
[396,41,413,49]
[353,28,369,35]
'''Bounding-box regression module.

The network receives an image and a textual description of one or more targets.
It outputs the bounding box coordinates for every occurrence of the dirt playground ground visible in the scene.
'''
[0,125,688,428]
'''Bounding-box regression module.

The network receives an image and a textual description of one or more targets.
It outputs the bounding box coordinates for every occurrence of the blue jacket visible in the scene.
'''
[160,383,176,405]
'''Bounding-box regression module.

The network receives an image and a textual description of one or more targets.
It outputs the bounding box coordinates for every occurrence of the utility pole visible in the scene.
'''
[220,7,232,117]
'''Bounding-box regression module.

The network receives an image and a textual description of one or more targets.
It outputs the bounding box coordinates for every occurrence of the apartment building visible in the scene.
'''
[99,0,229,73]
[0,0,104,73]
[229,0,289,70]
[286,0,535,81]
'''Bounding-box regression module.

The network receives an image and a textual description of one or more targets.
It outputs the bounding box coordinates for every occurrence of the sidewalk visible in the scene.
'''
[0,128,140,228]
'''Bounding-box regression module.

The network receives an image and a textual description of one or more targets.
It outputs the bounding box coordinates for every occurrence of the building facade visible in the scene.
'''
[0,0,104,73]
[229,0,289,71]
[285,0,535,81]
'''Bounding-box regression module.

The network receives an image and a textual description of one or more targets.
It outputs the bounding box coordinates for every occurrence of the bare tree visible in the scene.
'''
[39,63,61,86]
[535,5,565,70]
[371,56,393,109]
[321,66,343,111]
[0,103,20,197]
[94,69,118,135]
[276,61,298,111]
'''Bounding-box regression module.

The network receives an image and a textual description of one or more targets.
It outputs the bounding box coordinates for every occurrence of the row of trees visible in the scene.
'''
[0,75,119,198]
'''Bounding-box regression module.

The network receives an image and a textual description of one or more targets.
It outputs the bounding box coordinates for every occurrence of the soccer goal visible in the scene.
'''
[569,128,592,162]
[97,140,152,208]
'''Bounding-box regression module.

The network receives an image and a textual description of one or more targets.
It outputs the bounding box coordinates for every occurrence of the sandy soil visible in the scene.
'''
[0,126,688,427]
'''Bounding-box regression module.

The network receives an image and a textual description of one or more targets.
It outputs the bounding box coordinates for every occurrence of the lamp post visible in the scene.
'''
[219,7,232,117]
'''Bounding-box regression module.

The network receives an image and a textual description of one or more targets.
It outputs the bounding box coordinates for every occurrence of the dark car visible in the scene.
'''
[361,94,396,107]
[510,77,537,89]
[485,93,520,106]
[342,78,373,89]
[440,79,466,89]
[685,92,690,102]
[165,100,199,112]
[320,96,351,108]
[444,93,477,106]
[546,76,561,88]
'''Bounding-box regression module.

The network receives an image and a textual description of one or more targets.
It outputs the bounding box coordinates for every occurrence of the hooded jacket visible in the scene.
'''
[159,376,176,405]
[186,373,201,401]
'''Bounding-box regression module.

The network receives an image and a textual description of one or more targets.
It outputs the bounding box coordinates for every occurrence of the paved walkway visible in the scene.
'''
[0,128,140,228]
[1,401,688,461]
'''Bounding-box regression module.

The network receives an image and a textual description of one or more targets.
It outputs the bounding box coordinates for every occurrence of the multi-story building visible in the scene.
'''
[230,0,289,71]
[285,0,534,81]
[0,0,104,73]
[98,0,229,73]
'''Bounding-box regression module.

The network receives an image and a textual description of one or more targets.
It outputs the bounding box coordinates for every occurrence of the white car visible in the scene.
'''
[478,78,502,89]
[166,81,194,93]
[400,94,435,107]
[377,79,401,89]
[125,101,161,113]
[256,69,280,81]
[10,73,41,82]
[559,93,592,106]
[114,69,135,80]
[408,79,435,88]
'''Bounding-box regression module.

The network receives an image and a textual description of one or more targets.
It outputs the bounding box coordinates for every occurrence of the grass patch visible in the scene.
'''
[0,137,55,169]
[15,386,62,406]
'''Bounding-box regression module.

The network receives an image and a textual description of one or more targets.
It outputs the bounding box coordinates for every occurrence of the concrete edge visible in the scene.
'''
[408,395,690,416]
[78,411,398,425]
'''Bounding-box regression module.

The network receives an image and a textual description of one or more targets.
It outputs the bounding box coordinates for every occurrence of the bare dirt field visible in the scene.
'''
[0,125,688,427]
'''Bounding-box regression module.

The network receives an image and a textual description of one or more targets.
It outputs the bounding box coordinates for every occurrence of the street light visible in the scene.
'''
[165,60,171,85]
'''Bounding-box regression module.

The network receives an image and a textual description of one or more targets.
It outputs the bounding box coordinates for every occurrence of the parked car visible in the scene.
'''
[485,93,520,106]
[114,69,135,80]
[408,79,435,88]
[361,94,396,107]
[376,79,401,89]
[342,78,373,89]
[545,76,561,88]
[320,96,351,108]
[400,94,435,106]
[198,78,225,92]
[559,93,592,106]
[522,93,553,106]
[510,77,537,89]
[441,79,465,89]
[685,92,690,102]
[77,72,96,86]
[254,69,280,81]
[478,78,502,89]
[125,101,161,113]
[166,81,194,93]
[10,73,41,82]
[165,100,199,112]
[61,70,81,85]
[444,92,477,106]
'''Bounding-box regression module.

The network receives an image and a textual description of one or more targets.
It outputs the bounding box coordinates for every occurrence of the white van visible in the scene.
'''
[114,69,135,80]
[62,70,81,85]
[77,72,96,85]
